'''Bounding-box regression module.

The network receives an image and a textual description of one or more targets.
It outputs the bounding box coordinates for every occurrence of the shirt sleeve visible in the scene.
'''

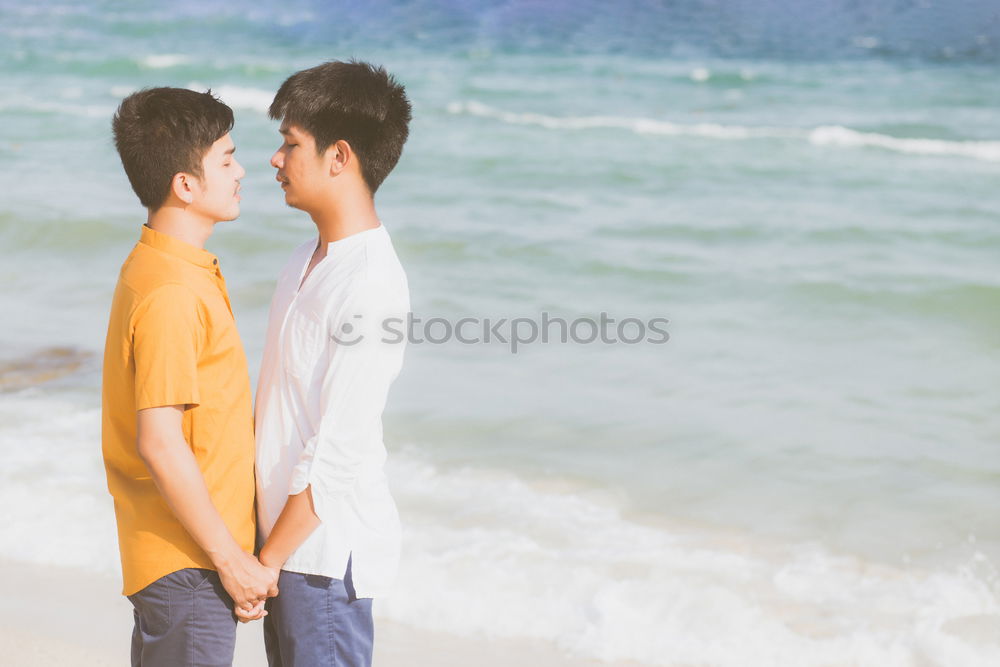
[288,280,408,521]
[132,283,204,411]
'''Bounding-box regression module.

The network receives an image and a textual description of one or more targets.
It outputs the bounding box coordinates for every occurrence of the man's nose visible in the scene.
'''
[270,150,283,169]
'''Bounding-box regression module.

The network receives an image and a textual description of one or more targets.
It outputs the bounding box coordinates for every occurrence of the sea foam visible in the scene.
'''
[185,82,273,113]
[139,54,192,69]
[381,448,1000,666]
[448,101,1000,162]
[2,393,997,666]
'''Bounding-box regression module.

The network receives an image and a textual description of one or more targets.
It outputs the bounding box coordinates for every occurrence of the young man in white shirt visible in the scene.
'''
[245,60,412,667]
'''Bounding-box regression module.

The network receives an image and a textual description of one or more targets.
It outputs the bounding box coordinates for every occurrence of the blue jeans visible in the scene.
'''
[128,568,237,667]
[263,557,374,667]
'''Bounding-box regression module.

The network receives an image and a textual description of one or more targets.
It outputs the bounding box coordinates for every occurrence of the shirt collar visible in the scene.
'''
[324,224,385,252]
[139,224,219,270]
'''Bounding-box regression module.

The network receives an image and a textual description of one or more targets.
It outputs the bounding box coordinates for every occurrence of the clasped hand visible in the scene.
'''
[217,551,280,624]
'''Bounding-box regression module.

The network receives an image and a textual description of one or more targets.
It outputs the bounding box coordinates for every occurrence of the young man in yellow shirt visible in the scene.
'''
[102,87,278,666]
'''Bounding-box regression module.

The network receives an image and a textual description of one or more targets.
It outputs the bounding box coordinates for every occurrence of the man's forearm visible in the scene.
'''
[137,407,244,567]
[140,431,245,567]
[259,486,321,569]
[136,405,277,612]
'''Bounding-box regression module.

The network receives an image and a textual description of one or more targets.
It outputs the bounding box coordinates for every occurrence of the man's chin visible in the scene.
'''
[216,206,241,223]
[283,194,305,211]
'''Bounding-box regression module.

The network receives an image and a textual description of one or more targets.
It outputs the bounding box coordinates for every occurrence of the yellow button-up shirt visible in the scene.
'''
[102,224,255,596]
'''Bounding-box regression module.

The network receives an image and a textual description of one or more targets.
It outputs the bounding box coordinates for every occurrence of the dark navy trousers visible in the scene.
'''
[128,568,237,667]
[263,557,374,667]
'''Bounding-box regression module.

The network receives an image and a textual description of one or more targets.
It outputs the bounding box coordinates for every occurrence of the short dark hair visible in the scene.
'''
[269,60,412,194]
[112,87,234,210]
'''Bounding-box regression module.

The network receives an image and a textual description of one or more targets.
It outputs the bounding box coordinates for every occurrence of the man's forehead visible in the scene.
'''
[279,123,308,138]
[211,132,236,153]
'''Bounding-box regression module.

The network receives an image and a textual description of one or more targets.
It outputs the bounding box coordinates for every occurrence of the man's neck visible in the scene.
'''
[146,205,214,249]
[309,193,381,251]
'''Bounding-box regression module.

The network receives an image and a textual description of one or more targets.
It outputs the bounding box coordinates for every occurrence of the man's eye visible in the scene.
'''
[224,162,231,167]
[286,143,297,148]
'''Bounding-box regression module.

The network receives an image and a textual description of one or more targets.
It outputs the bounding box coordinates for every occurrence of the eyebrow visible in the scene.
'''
[224,147,236,155]
[279,128,291,136]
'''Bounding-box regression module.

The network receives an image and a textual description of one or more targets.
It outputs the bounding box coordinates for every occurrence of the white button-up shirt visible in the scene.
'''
[255,224,409,599]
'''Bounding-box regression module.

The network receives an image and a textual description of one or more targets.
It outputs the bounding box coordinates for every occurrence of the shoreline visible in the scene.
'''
[0,557,637,666]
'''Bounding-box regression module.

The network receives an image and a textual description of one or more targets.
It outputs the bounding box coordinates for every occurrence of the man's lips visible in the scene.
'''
[276,176,289,188]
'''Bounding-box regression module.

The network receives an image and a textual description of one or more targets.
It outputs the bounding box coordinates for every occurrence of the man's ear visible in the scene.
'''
[327,139,352,177]
[170,172,197,205]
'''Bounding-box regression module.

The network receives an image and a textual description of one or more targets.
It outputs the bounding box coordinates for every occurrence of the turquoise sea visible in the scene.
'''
[1,1,999,664]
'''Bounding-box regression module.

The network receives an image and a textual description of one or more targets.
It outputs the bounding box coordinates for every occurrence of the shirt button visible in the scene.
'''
[212,259,218,265]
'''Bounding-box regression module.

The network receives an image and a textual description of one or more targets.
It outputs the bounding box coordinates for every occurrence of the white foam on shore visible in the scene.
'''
[808,125,1000,161]
[185,82,273,113]
[0,392,119,576]
[0,97,115,118]
[2,394,998,665]
[446,100,794,139]
[140,54,192,69]
[382,449,1000,666]
[690,67,711,82]
[447,100,1000,162]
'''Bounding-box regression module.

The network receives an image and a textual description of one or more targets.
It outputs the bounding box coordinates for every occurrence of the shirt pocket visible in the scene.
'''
[284,307,327,385]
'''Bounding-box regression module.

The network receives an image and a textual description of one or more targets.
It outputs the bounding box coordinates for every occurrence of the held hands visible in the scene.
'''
[235,598,267,623]
[234,562,281,623]
[217,550,280,623]
[234,489,314,622]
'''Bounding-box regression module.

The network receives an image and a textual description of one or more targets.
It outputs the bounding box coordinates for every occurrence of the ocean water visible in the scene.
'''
[2,2,999,664]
